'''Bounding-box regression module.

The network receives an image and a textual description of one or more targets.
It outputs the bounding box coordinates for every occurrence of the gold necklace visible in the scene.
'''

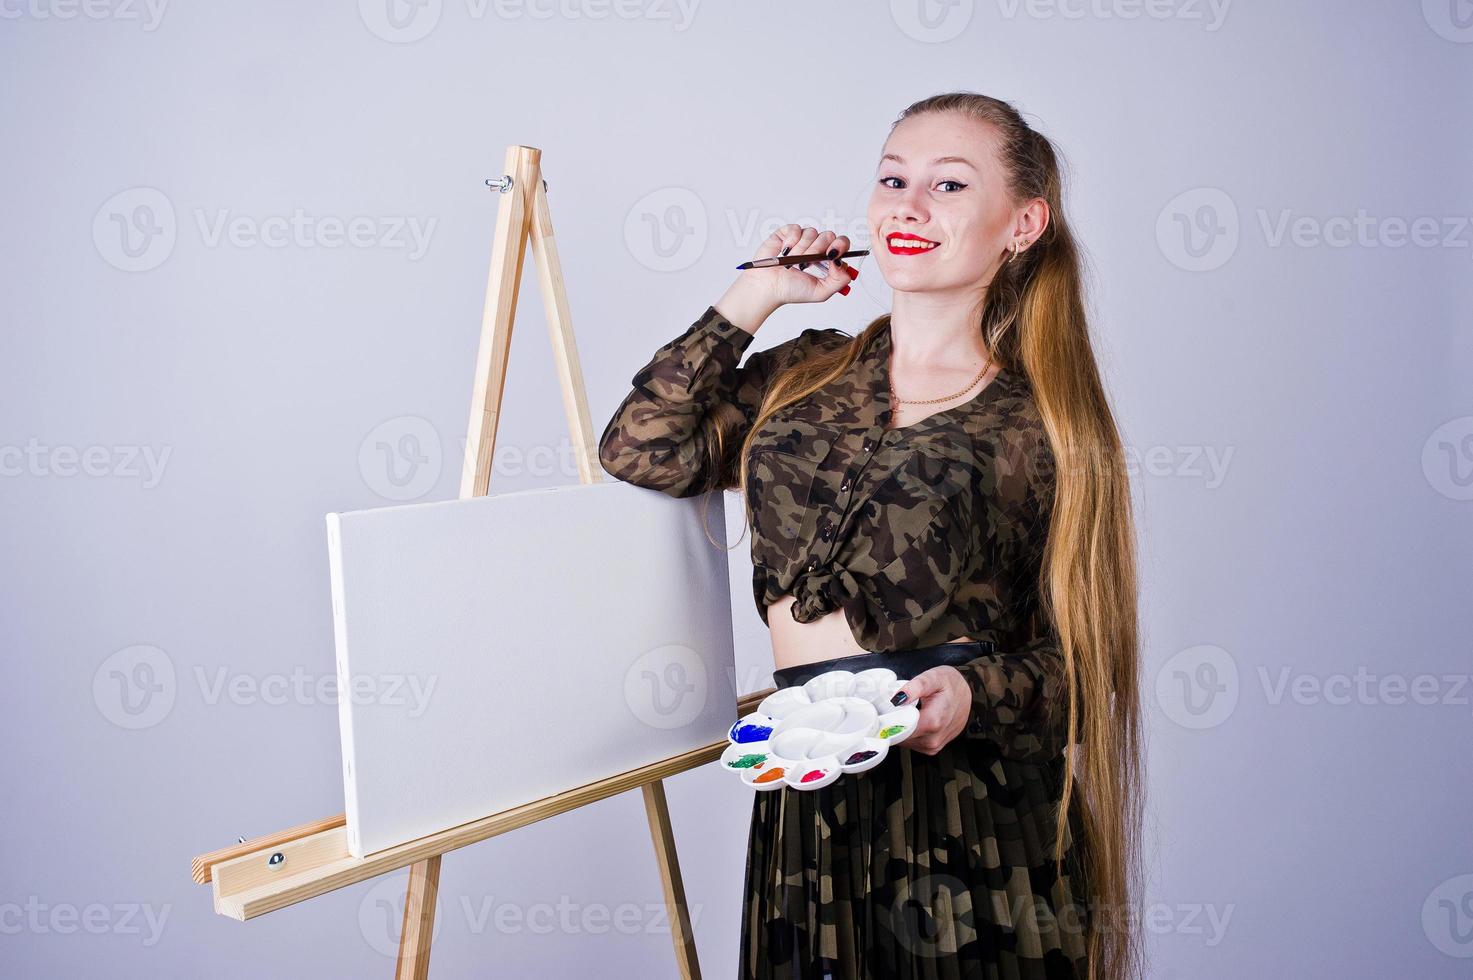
[888,357,992,405]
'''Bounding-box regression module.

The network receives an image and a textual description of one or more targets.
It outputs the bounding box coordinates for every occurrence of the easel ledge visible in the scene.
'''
[190,688,772,917]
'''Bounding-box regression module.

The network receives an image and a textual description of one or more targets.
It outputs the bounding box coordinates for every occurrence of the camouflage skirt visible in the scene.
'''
[739,643,1091,980]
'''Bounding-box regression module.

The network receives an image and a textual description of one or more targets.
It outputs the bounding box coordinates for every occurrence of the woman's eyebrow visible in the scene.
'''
[879,152,978,170]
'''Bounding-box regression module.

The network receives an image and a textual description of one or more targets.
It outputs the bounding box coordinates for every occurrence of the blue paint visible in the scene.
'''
[729,720,773,743]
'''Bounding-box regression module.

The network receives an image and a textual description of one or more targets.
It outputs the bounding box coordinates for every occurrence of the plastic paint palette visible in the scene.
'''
[720,667,921,791]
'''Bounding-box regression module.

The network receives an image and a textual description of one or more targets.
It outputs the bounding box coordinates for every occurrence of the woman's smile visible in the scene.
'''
[885,230,941,255]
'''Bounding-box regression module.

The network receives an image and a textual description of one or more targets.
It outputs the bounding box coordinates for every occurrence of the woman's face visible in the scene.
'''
[866,112,1038,299]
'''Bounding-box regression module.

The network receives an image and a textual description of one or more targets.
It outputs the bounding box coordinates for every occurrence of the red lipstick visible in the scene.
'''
[885,231,940,256]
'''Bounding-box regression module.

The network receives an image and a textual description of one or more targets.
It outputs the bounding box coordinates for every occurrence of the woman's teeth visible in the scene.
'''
[892,239,937,251]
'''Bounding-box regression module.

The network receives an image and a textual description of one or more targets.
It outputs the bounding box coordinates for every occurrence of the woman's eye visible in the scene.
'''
[938,180,967,192]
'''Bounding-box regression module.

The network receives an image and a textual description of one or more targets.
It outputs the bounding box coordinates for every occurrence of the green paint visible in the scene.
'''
[727,753,766,769]
[878,724,906,739]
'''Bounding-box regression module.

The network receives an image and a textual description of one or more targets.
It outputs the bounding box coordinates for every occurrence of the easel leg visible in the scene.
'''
[642,780,702,980]
[395,855,441,980]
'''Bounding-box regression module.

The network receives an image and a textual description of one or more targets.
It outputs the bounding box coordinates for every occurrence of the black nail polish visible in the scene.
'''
[780,245,791,256]
[825,247,839,259]
[890,691,908,706]
[797,262,808,271]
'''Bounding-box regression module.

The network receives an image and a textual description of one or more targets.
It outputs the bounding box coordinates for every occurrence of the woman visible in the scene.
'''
[598,92,1143,980]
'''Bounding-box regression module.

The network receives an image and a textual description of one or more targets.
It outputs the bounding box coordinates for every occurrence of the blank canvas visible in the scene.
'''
[326,480,738,858]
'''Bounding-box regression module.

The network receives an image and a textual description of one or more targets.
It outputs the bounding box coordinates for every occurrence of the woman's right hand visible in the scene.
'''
[739,224,859,309]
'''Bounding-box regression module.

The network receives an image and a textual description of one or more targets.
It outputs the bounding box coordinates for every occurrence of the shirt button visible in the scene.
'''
[805,555,819,571]
[839,476,851,492]
[818,518,833,541]
[862,438,875,453]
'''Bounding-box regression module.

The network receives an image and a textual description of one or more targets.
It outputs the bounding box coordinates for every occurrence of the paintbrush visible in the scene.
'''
[735,248,870,270]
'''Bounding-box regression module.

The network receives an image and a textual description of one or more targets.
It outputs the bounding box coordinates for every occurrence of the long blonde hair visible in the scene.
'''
[704,92,1145,980]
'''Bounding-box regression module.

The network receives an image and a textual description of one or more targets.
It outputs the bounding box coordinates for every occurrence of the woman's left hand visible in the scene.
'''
[891,665,972,755]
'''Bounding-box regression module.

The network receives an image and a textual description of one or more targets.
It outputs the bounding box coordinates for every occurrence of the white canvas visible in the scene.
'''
[325,480,738,858]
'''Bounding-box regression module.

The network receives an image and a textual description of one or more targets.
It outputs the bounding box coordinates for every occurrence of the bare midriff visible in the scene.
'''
[766,359,999,671]
[768,594,976,670]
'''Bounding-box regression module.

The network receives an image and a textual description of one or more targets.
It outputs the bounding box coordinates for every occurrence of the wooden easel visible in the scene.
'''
[190,144,775,978]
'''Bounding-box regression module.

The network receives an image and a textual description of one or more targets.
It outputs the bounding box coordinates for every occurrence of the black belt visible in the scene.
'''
[771,639,997,689]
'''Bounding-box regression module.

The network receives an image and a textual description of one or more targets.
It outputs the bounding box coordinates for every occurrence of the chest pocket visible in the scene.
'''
[744,415,841,566]
[862,444,979,623]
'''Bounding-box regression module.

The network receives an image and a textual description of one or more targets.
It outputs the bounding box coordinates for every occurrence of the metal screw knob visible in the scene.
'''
[484,175,549,194]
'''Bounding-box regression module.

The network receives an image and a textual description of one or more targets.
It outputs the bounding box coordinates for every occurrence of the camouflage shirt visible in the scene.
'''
[598,304,1069,761]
